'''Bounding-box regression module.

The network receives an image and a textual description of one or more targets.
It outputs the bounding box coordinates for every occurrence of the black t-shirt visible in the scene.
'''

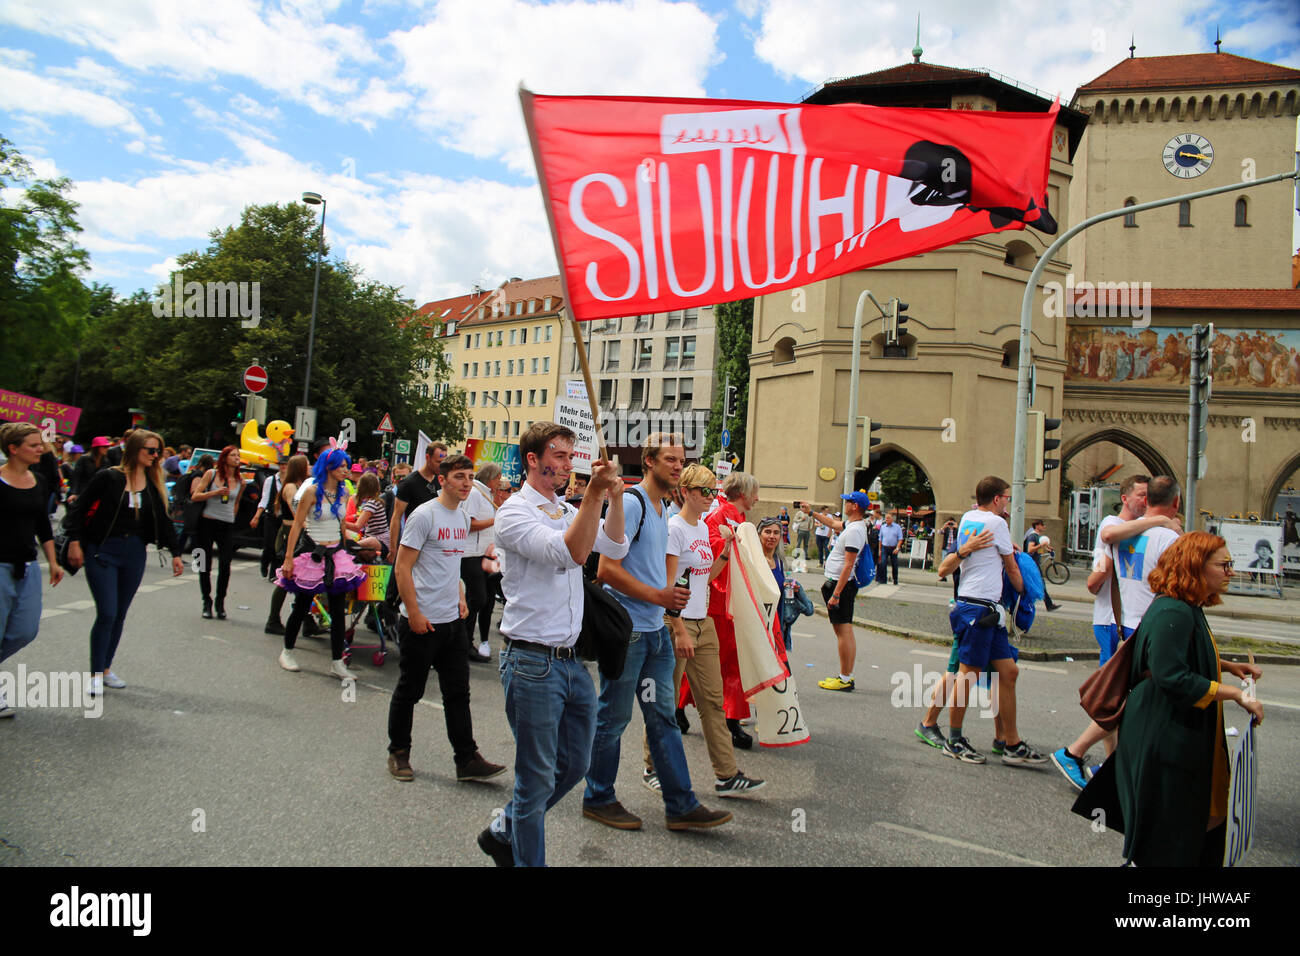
[1024,530,1044,567]
[394,471,439,545]
[0,472,52,564]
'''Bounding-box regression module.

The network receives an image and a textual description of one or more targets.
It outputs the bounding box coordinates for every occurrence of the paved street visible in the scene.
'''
[3,551,1297,867]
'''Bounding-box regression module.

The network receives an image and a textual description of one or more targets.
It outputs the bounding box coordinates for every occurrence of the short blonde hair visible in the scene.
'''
[679,462,716,490]
[722,471,757,501]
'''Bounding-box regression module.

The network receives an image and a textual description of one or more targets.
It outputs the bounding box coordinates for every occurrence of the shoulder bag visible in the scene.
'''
[1077,558,1149,731]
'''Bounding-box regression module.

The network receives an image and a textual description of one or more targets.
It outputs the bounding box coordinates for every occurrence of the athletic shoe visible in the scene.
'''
[468,648,493,665]
[330,659,357,681]
[0,690,13,718]
[991,739,1006,756]
[264,620,286,635]
[477,827,515,867]
[942,736,986,764]
[714,772,766,797]
[915,722,946,749]
[666,805,733,830]
[818,676,855,692]
[1001,740,1049,766]
[477,641,492,659]
[642,769,661,793]
[1045,601,1062,612]
[1050,747,1088,792]
[583,800,643,830]
[457,753,507,782]
[388,750,414,782]
[278,649,301,672]
[89,675,103,697]
[103,671,127,689]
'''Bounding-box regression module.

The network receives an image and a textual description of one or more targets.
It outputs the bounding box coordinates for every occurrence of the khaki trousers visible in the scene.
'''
[643,615,737,782]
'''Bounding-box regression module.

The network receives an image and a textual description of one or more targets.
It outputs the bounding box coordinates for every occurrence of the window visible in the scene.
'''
[599,379,615,407]
[637,338,653,369]
[773,336,796,364]
[1179,200,1192,227]
[508,359,515,375]
[539,388,547,405]
[474,333,481,348]
[678,378,693,408]
[529,389,536,405]
[496,331,503,345]
[490,421,497,437]
[604,340,620,371]
[683,308,698,328]
[527,300,537,314]
[545,325,553,342]
[420,384,429,397]
[472,362,478,376]
[463,363,469,377]
[515,390,522,406]
[514,301,523,316]
[630,378,646,410]
[542,357,549,373]
[495,361,501,376]
[512,420,520,437]
[1123,197,1137,228]
[664,337,680,368]
[492,390,500,403]
[1235,197,1249,227]
[634,313,652,331]
[666,310,682,328]
[480,421,488,438]
[661,378,677,407]
[468,392,476,406]
[446,320,456,336]
[682,336,696,369]
[532,357,539,374]
[544,296,553,311]
[510,330,517,345]
[481,390,488,406]
[503,390,510,406]
[533,325,540,341]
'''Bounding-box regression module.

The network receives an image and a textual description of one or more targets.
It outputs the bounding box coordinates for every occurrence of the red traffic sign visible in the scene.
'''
[243,365,268,393]
[906,506,913,514]
[376,412,395,433]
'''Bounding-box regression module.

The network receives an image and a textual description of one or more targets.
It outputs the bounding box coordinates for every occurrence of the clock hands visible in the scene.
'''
[1178,150,1212,161]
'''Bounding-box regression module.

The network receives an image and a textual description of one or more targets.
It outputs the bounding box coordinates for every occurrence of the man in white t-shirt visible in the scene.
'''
[801,493,869,692]
[939,475,1043,767]
[387,454,505,786]
[1051,474,1182,790]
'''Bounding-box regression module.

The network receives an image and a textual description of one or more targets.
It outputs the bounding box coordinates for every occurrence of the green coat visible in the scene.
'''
[1114,596,1226,866]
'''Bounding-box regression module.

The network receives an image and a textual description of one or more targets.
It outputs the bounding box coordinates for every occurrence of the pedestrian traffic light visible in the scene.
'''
[1191,323,1214,480]
[725,384,739,419]
[1028,410,1061,482]
[863,416,883,465]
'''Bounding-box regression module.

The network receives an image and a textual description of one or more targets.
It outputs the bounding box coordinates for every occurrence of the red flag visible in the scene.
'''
[521,90,1060,322]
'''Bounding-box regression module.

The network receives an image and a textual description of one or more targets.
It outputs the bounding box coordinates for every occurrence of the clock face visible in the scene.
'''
[1163,134,1213,178]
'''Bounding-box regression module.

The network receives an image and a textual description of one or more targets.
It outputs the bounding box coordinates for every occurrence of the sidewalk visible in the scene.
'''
[790,555,1300,625]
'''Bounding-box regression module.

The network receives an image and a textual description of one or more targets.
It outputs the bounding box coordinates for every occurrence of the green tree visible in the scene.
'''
[878,460,933,510]
[702,297,753,465]
[0,137,90,390]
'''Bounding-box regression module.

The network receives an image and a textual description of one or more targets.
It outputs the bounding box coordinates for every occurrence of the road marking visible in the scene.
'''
[58,600,96,611]
[1260,698,1300,712]
[793,632,817,639]
[40,609,68,619]
[873,822,1050,867]
[137,584,162,593]
[200,634,230,645]
[360,680,443,709]
[869,585,900,598]
[908,648,1067,675]
[157,578,188,586]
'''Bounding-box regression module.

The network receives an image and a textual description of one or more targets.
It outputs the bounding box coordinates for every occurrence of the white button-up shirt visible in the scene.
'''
[496,482,629,647]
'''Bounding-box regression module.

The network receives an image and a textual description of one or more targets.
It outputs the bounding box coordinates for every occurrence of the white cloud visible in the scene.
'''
[47,56,131,92]
[0,47,36,67]
[230,93,282,123]
[389,0,722,171]
[0,63,144,135]
[738,0,1299,103]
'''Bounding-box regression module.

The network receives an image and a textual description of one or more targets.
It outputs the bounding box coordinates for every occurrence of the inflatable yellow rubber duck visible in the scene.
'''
[240,419,295,467]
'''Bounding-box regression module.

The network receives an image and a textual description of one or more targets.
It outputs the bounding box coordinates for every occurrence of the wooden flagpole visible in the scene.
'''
[519,84,609,462]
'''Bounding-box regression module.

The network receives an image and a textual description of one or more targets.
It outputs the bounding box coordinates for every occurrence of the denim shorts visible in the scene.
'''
[950,602,1015,670]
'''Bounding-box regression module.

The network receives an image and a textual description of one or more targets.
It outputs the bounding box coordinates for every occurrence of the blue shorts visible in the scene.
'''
[950,602,1016,670]
[1093,624,1135,666]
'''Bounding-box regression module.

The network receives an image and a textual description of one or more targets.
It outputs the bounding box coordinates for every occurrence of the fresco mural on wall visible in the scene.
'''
[1066,327,1300,390]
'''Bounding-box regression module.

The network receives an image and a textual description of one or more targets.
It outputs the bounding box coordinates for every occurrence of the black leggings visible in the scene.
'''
[284,590,346,660]
[197,517,235,604]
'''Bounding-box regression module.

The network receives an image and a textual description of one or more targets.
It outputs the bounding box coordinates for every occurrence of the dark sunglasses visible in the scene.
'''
[143,447,162,455]
[687,486,715,497]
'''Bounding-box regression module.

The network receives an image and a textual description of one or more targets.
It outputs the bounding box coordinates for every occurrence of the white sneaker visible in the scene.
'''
[103,671,127,689]
[89,675,104,697]
[278,649,301,672]
[0,689,14,718]
[477,641,491,658]
[330,659,357,681]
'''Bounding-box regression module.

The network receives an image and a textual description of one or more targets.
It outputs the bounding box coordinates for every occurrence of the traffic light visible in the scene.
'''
[1191,323,1213,480]
[1028,410,1062,482]
[863,416,883,465]
[725,385,739,419]
[893,299,910,343]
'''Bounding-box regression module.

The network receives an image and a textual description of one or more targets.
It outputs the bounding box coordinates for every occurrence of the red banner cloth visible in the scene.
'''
[522,90,1059,322]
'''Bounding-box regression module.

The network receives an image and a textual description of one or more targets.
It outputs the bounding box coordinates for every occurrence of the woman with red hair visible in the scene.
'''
[192,445,248,619]
[1104,531,1264,866]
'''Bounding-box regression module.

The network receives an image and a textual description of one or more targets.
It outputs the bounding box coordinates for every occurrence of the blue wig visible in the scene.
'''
[311,448,352,519]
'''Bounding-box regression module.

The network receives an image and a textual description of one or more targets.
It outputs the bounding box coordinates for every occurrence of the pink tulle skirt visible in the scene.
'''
[276,546,367,595]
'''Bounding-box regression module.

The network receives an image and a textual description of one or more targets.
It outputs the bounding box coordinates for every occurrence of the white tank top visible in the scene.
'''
[293,479,346,545]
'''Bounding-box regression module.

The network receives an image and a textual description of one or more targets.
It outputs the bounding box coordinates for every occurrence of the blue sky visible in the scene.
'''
[2,0,1298,306]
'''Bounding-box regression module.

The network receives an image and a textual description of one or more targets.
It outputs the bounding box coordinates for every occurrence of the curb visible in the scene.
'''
[808,605,1300,667]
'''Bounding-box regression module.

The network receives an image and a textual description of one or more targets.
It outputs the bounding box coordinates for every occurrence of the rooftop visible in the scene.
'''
[1075,53,1300,95]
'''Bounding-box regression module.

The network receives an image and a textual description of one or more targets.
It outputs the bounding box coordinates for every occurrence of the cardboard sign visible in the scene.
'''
[355,563,391,603]
[1224,722,1258,867]
[554,380,598,475]
[754,674,811,748]
[0,389,81,436]
[728,522,786,698]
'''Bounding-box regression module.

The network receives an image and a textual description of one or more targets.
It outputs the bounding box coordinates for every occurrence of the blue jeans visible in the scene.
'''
[84,535,147,673]
[584,626,699,818]
[496,644,597,867]
[0,561,42,664]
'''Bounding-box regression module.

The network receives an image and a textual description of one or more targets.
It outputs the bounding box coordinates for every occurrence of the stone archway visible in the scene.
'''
[1263,451,1300,518]
[853,444,936,521]
[1061,427,1179,482]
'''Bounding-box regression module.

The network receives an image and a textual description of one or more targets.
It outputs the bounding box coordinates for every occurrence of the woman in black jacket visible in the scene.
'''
[64,429,184,696]
[68,437,111,504]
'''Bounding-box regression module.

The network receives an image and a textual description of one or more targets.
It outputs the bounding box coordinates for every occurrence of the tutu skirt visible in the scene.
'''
[276,545,367,595]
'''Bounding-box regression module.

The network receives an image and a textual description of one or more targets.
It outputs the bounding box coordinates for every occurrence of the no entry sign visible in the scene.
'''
[243,365,268,393]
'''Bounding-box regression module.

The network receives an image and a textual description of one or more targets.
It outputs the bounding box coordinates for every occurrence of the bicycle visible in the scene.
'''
[1042,551,1070,585]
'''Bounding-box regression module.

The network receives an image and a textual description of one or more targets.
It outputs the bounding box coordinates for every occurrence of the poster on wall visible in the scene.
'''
[1217,521,1284,577]
[1066,326,1300,391]
[1271,491,1300,575]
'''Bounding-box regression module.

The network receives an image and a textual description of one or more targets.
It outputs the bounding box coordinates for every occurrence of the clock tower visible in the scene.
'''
[1068,52,1300,289]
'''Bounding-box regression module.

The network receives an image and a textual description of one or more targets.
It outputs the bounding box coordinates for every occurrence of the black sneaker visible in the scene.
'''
[675,707,690,734]
[264,620,285,635]
[914,722,947,750]
[714,772,766,797]
[942,735,987,764]
[477,828,514,867]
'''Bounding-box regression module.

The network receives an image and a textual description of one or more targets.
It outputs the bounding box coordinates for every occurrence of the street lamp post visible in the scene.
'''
[301,191,326,409]
[482,392,511,442]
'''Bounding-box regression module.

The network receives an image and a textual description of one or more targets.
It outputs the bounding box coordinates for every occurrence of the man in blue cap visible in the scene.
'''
[802,491,870,691]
